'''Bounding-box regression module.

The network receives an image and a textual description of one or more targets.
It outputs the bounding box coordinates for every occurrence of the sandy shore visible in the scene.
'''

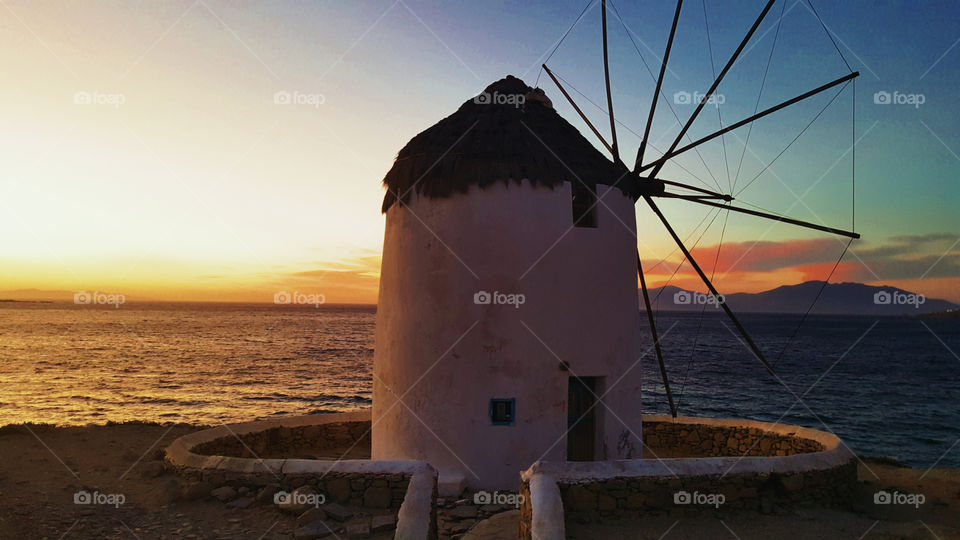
[0,422,958,539]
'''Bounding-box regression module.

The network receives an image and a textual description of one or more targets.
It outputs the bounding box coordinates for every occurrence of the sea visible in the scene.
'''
[1,301,958,469]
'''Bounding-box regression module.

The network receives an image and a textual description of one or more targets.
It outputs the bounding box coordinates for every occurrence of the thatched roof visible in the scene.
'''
[381,75,633,212]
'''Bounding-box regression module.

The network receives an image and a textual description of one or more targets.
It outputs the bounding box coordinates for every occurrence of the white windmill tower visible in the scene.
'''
[372,75,648,491]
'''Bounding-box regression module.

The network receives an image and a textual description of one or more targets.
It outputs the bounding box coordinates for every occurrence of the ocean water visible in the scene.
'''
[0,302,957,469]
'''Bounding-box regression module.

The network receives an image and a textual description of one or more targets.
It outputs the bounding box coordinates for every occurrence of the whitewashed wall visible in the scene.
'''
[373,179,644,490]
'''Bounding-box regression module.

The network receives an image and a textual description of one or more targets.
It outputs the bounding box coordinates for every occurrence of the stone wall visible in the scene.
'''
[518,482,531,539]
[191,421,370,459]
[518,416,859,538]
[172,466,408,509]
[643,420,824,458]
[555,462,856,521]
[164,412,438,539]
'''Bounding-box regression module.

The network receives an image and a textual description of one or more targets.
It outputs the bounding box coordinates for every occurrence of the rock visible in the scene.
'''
[279,486,321,514]
[450,520,473,534]
[211,486,237,502]
[256,484,281,503]
[685,431,701,445]
[760,496,774,515]
[726,437,739,450]
[156,477,182,505]
[139,461,165,478]
[566,485,597,512]
[597,494,617,511]
[344,519,370,538]
[626,494,646,509]
[294,520,337,539]
[323,502,353,522]
[226,497,254,509]
[370,514,396,532]
[465,510,518,538]
[238,486,250,496]
[297,508,328,528]
[448,505,478,519]
[326,478,351,502]
[182,482,214,501]
[363,486,392,509]
[779,475,803,492]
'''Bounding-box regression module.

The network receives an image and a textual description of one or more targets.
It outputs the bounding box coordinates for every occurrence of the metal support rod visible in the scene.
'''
[601,0,620,164]
[644,196,775,375]
[638,251,677,417]
[666,195,860,238]
[657,179,731,199]
[650,0,777,178]
[542,64,613,154]
[659,193,732,201]
[639,72,859,173]
[636,0,683,172]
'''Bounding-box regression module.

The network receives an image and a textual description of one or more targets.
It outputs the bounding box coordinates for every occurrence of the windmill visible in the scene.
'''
[539,0,860,417]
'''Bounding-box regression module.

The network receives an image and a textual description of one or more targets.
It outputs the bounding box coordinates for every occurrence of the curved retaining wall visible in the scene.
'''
[164,412,436,540]
[519,416,857,540]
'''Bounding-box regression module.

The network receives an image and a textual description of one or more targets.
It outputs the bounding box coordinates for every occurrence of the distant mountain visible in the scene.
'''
[0,289,76,301]
[642,281,960,316]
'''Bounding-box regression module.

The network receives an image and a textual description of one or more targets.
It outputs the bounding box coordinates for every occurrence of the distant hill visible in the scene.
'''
[643,281,959,316]
[919,310,960,320]
[0,289,76,301]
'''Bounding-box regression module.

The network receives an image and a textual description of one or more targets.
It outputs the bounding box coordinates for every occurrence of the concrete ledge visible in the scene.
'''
[523,473,564,540]
[397,468,438,540]
[522,415,853,482]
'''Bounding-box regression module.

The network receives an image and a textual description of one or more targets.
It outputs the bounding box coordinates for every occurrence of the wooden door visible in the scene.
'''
[567,376,597,461]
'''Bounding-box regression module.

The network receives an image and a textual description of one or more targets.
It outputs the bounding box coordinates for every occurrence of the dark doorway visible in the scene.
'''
[567,376,599,461]
[571,183,597,228]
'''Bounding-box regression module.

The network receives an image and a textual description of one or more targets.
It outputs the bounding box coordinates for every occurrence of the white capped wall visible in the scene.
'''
[372,179,644,490]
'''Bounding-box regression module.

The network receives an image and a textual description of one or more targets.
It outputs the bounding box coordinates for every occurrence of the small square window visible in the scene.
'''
[489,398,515,426]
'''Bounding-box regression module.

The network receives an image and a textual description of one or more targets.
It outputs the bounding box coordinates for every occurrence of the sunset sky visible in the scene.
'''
[1,1,958,304]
